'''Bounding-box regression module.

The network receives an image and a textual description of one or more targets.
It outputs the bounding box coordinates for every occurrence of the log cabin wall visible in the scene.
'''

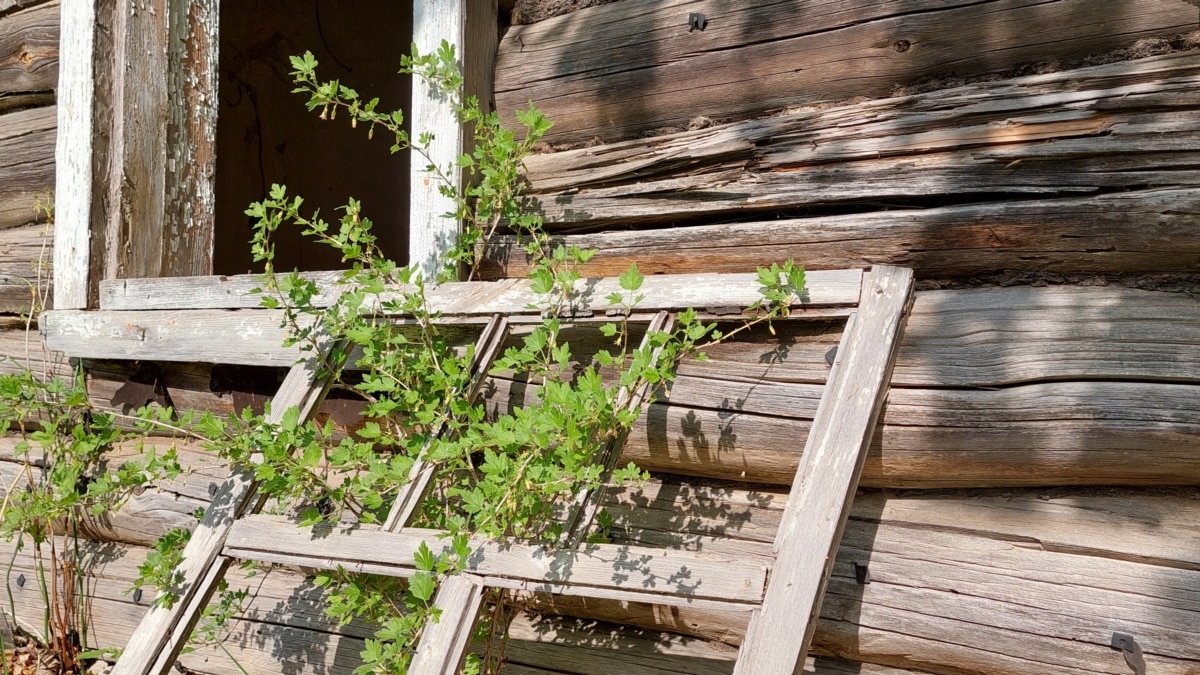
[2,0,1200,673]
[0,0,56,317]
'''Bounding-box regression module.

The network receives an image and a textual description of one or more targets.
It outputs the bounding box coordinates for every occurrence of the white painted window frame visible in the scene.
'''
[53,0,493,310]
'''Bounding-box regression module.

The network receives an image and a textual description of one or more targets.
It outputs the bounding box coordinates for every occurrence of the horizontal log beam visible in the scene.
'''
[495,0,1198,143]
[620,380,1200,488]
[481,188,1200,280]
[0,105,54,235]
[515,54,1200,226]
[225,514,768,607]
[480,54,1200,281]
[0,0,57,97]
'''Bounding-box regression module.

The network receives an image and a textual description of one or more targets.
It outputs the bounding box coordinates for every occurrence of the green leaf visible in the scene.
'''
[409,572,435,603]
[619,263,644,292]
[414,541,435,572]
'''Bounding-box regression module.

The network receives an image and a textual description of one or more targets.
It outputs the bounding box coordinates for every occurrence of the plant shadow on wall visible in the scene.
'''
[127,39,811,675]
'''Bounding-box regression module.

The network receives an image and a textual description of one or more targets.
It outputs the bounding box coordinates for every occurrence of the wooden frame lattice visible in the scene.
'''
[41,265,913,674]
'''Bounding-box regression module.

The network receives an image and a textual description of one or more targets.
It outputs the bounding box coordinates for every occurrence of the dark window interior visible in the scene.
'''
[214,0,412,275]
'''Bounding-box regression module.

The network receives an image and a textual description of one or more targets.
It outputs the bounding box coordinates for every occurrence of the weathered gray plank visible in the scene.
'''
[666,285,1200,389]
[113,355,334,675]
[495,0,1199,143]
[96,0,168,290]
[408,575,486,675]
[0,105,54,233]
[897,284,1200,387]
[225,513,769,606]
[0,0,57,96]
[40,308,303,365]
[98,268,864,312]
[0,323,68,378]
[618,380,1200,487]
[52,0,91,309]
[735,266,913,674]
[409,0,498,278]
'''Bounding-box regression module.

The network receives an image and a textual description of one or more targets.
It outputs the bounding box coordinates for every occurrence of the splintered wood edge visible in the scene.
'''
[97,268,863,311]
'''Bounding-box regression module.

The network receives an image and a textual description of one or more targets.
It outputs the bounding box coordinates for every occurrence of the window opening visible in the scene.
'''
[213,0,412,275]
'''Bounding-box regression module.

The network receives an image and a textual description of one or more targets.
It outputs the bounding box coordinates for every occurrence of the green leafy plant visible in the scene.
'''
[140,39,808,675]
[0,369,185,671]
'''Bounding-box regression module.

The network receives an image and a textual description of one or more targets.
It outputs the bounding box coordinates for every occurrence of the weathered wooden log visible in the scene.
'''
[0,436,231,545]
[0,535,368,675]
[511,53,1200,225]
[0,0,57,98]
[541,379,1200,488]
[69,285,1200,488]
[4,420,1199,675]
[0,105,54,236]
[0,323,67,378]
[0,0,51,19]
[0,105,54,313]
[483,53,1200,279]
[495,0,1199,143]
[481,188,1200,280]
[524,482,1200,674]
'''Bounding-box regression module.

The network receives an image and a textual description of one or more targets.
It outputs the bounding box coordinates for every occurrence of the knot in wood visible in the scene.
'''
[892,40,911,53]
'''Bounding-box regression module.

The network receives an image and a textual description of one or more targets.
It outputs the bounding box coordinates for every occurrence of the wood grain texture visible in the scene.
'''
[0,222,52,314]
[98,0,168,288]
[481,53,1200,280]
[734,267,912,674]
[40,308,303,365]
[410,0,466,278]
[0,0,57,96]
[408,575,485,675]
[0,105,54,234]
[495,0,1200,143]
[618,380,1200,488]
[0,0,51,18]
[601,481,1200,673]
[0,535,369,675]
[98,268,862,311]
[0,325,67,378]
[53,0,92,309]
[113,357,333,675]
[508,52,1200,226]
[226,513,768,606]
[481,189,1200,280]
[163,0,217,277]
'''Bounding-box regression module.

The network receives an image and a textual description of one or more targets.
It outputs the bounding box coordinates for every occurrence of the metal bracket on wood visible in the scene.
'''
[1111,632,1146,675]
